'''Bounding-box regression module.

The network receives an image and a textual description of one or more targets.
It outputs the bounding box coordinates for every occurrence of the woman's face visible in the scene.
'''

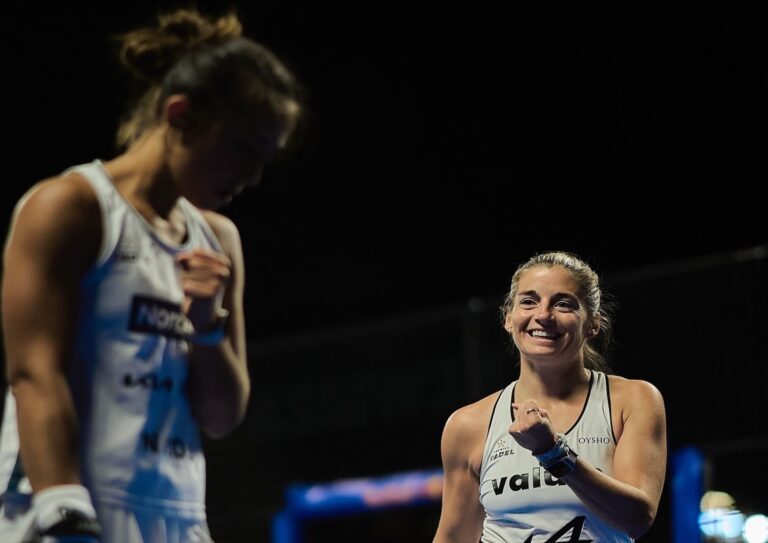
[505,266,594,366]
[171,99,299,209]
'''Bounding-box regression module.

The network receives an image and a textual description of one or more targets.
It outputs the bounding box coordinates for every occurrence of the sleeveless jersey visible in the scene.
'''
[479,371,632,542]
[0,159,224,520]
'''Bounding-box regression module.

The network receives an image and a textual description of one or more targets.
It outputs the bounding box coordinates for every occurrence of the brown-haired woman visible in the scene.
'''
[0,8,301,542]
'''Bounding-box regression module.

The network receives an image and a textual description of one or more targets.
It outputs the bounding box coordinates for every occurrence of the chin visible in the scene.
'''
[521,348,567,361]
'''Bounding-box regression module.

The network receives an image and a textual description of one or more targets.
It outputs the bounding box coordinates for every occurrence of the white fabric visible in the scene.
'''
[33,484,97,531]
[479,370,632,542]
[0,160,226,541]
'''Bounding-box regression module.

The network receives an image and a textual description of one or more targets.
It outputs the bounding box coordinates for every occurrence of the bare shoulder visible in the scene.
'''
[607,374,665,423]
[9,173,100,244]
[445,391,502,433]
[608,375,664,404]
[5,172,101,273]
[442,390,503,460]
[199,210,242,257]
[14,173,98,219]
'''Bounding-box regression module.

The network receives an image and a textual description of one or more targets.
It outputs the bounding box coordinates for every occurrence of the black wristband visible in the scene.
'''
[41,509,102,537]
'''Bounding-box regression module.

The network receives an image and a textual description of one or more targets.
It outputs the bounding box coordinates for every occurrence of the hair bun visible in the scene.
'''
[117,9,243,82]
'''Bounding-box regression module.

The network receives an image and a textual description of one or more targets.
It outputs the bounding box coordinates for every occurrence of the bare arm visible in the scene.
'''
[433,402,488,543]
[2,177,100,491]
[184,212,250,439]
[562,380,667,538]
[511,380,667,539]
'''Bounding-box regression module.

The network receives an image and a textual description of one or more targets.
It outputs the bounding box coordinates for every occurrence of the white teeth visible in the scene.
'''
[530,330,558,338]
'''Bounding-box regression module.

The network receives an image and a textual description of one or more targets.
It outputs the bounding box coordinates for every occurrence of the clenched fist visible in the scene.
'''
[176,248,231,332]
[509,401,557,455]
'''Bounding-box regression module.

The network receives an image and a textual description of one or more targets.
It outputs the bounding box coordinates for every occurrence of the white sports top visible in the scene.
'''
[479,371,632,542]
[0,160,224,519]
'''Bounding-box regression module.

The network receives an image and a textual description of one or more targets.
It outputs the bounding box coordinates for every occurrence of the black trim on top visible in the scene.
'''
[487,389,504,437]
[605,373,618,444]
[508,371,595,434]
[480,387,507,477]
[509,382,518,422]
[563,369,595,436]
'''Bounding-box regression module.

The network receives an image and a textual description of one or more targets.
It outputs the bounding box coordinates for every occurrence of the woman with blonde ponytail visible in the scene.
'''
[434,252,667,543]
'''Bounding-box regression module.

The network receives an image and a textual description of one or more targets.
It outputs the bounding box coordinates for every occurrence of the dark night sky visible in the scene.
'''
[4,2,766,339]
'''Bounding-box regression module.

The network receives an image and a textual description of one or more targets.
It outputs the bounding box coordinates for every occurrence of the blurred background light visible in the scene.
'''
[698,507,744,539]
[744,514,768,543]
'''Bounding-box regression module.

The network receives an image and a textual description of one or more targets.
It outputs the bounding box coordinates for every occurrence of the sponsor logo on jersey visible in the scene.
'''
[576,436,612,445]
[490,466,604,495]
[115,235,140,262]
[491,466,566,495]
[129,295,193,339]
[123,372,175,393]
[141,431,200,460]
[488,438,515,462]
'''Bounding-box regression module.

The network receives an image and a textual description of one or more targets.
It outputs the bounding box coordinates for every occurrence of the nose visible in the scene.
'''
[534,304,555,324]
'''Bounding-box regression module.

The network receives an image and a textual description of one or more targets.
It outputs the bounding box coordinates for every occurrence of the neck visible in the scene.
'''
[102,128,180,219]
[516,358,590,401]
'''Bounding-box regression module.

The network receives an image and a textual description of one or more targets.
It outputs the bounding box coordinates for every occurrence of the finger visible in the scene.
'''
[182,287,219,300]
[178,258,231,278]
[180,265,231,283]
[181,279,225,299]
[523,406,542,416]
[177,258,231,277]
[177,250,231,268]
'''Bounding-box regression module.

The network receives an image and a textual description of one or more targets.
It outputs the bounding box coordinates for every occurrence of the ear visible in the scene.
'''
[165,94,192,131]
[503,312,514,334]
[586,317,600,338]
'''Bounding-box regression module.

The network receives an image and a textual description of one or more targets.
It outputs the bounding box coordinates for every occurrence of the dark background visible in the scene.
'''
[3,2,767,542]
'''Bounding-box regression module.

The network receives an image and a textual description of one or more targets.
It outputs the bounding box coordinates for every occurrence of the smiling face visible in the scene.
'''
[505,265,597,366]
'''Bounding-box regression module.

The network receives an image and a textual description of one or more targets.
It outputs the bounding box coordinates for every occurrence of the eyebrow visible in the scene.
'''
[517,290,579,299]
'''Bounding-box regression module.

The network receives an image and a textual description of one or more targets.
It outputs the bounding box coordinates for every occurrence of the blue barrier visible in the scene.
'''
[273,448,706,543]
[271,468,444,543]
[671,446,706,543]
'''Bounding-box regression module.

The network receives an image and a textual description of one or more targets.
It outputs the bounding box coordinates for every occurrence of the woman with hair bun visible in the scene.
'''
[0,8,302,542]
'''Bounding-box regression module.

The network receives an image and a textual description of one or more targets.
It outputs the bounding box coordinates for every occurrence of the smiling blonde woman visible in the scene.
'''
[433,252,667,543]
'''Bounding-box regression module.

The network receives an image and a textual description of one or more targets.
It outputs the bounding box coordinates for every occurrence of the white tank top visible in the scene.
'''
[479,370,632,542]
[0,160,224,519]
